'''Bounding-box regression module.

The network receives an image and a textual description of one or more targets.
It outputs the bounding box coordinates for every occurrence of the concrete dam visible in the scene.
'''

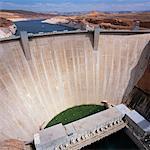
[0,30,150,144]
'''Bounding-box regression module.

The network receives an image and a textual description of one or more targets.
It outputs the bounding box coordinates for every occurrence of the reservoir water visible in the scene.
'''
[14,19,76,35]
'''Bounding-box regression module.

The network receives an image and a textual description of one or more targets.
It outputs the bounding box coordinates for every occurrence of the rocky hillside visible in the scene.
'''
[0,17,14,27]
[0,139,25,150]
[74,11,150,30]
[49,11,150,30]
[0,10,56,21]
[0,17,17,38]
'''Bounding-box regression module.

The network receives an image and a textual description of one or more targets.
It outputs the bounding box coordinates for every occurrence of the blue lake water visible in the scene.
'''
[14,19,76,35]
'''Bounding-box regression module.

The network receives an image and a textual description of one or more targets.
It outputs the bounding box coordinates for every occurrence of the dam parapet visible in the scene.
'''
[1,29,150,41]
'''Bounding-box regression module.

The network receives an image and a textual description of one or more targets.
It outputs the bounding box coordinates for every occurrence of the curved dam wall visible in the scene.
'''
[0,31,149,142]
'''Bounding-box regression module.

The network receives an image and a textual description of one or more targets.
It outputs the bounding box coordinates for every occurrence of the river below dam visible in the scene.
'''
[14,19,76,35]
[82,129,138,150]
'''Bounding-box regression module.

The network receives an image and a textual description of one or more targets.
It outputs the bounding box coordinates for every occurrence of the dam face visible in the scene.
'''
[0,31,149,142]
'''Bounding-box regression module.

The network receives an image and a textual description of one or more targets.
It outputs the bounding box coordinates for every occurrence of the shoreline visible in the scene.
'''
[10,18,46,22]
[42,18,87,30]
[10,18,30,22]
[42,18,69,24]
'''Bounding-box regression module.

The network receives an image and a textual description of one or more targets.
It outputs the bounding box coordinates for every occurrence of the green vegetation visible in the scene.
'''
[45,104,106,128]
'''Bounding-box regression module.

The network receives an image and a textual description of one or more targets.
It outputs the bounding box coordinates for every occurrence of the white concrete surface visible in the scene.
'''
[0,32,149,141]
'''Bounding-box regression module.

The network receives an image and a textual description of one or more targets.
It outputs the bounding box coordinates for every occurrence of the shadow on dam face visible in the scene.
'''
[123,41,150,100]
[0,31,150,142]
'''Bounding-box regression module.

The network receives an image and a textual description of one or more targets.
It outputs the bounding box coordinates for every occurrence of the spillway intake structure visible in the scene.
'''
[0,30,150,149]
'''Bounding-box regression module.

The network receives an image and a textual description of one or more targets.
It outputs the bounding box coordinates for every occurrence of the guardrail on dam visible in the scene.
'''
[0,30,150,142]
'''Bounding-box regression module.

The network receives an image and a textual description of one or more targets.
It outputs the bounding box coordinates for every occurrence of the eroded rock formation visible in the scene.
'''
[0,139,25,150]
[0,17,17,38]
